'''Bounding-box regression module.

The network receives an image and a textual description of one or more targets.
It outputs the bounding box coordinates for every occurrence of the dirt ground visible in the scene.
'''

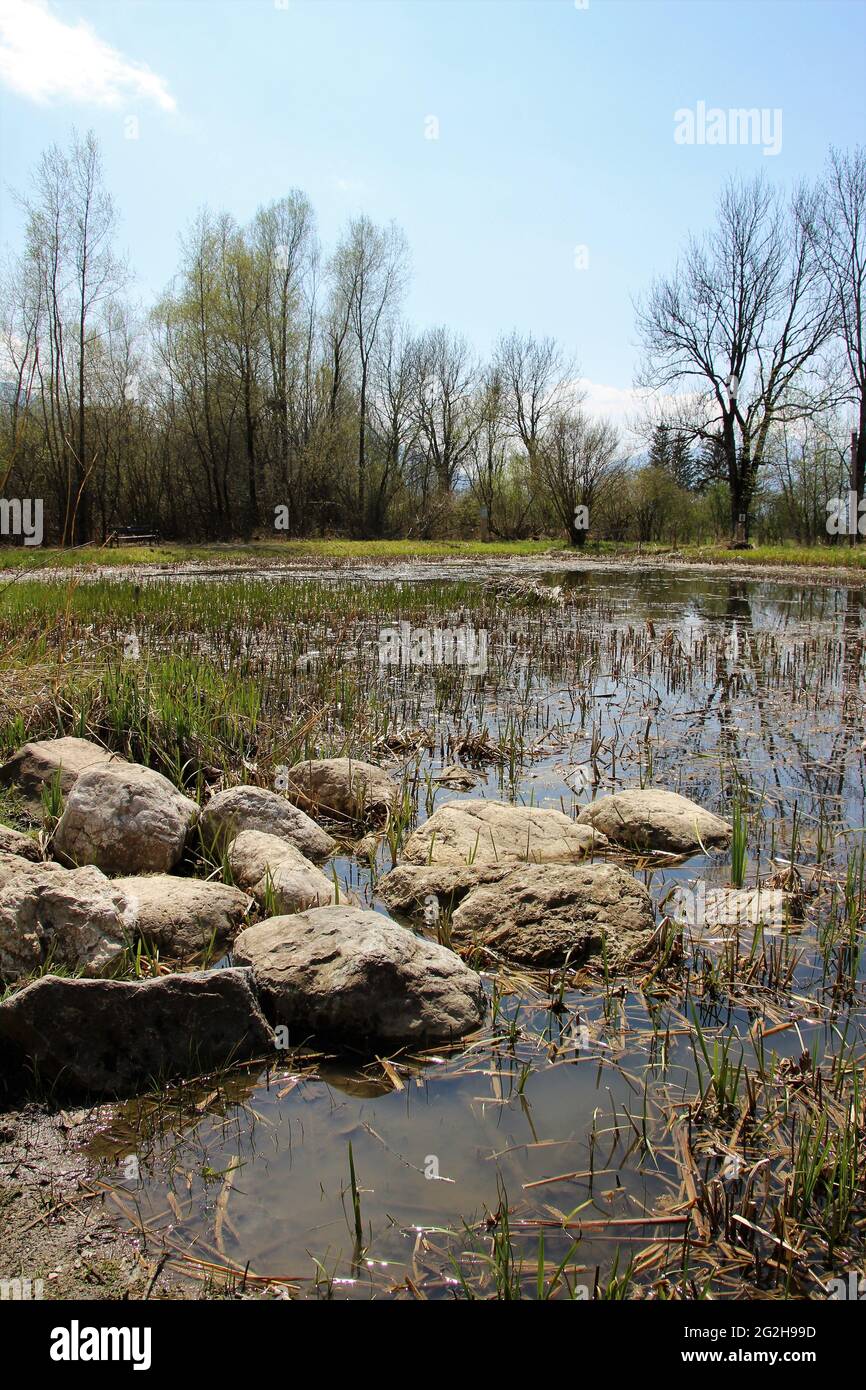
[0,1103,212,1301]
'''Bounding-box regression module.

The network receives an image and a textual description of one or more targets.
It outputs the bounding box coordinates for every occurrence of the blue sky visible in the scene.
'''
[1,0,864,416]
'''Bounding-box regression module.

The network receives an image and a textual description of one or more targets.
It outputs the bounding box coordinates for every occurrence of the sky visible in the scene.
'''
[0,0,864,422]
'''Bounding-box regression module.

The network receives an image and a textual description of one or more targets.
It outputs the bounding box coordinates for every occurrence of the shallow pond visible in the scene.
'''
[73,563,864,1298]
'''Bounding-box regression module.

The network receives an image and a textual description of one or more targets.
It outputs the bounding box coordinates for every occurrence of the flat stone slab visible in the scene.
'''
[401,799,607,866]
[577,788,731,854]
[199,784,335,862]
[0,968,274,1097]
[233,906,485,1046]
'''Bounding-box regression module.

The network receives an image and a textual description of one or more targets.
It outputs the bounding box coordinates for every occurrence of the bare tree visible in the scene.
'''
[494,330,572,476]
[636,175,835,542]
[366,323,418,536]
[537,408,623,546]
[253,192,318,510]
[808,146,866,530]
[329,217,408,531]
[412,326,479,496]
[19,131,123,543]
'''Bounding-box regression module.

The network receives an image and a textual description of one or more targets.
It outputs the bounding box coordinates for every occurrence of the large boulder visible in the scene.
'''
[380,863,510,917]
[449,862,656,969]
[199,784,335,861]
[0,968,274,1097]
[0,863,136,981]
[113,874,253,957]
[233,906,485,1045]
[577,788,731,854]
[0,825,40,861]
[284,758,396,824]
[401,799,607,866]
[53,763,199,874]
[227,830,337,913]
[0,736,120,805]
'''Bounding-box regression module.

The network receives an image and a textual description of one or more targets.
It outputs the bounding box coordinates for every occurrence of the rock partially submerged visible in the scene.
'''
[0,736,120,805]
[669,884,800,931]
[284,757,396,824]
[0,968,273,1097]
[199,784,335,862]
[54,763,199,874]
[577,788,731,855]
[434,764,481,791]
[0,863,135,980]
[380,862,510,916]
[114,874,253,956]
[402,799,607,866]
[448,862,656,969]
[233,906,485,1045]
[227,830,336,913]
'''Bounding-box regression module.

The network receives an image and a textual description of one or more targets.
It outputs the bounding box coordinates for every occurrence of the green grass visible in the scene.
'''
[0,537,569,572]
[2,535,866,573]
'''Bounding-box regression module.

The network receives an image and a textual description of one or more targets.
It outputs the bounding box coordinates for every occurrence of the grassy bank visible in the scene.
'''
[0,537,568,572]
[2,535,866,574]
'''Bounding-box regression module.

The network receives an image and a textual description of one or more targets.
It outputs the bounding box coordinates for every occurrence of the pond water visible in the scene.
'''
[81,564,866,1299]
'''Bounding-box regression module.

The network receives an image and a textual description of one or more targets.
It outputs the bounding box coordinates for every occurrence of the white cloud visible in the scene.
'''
[0,0,176,112]
[578,378,645,424]
[570,378,655,447]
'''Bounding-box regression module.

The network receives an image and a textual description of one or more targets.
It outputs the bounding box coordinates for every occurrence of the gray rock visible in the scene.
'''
[199,784,335,861]
[233,906,485,1045]
[227,830,337,913]
[0,863,136,980]
[0,968,274,1096]
[0,850,49,892]
[284,757,396,824]
[577,788,731,855]
[0,736,120,805]
[669,884,799,930]
[380,863,510,917]
[54,763,199,874]
[449,862,656,968]
[402,799,607,866]
[434,764,481,790]
[113,874,253,956]
[0,825,41,861]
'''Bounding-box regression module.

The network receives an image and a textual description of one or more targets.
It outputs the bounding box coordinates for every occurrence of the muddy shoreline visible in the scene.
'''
[10,550,866,589]
[0,1104,189,1301]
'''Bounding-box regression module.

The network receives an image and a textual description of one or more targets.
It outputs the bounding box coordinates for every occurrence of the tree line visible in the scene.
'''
[1,131,863,547]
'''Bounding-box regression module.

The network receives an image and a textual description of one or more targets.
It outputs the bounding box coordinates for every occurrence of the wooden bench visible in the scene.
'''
[108,525,161,547]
